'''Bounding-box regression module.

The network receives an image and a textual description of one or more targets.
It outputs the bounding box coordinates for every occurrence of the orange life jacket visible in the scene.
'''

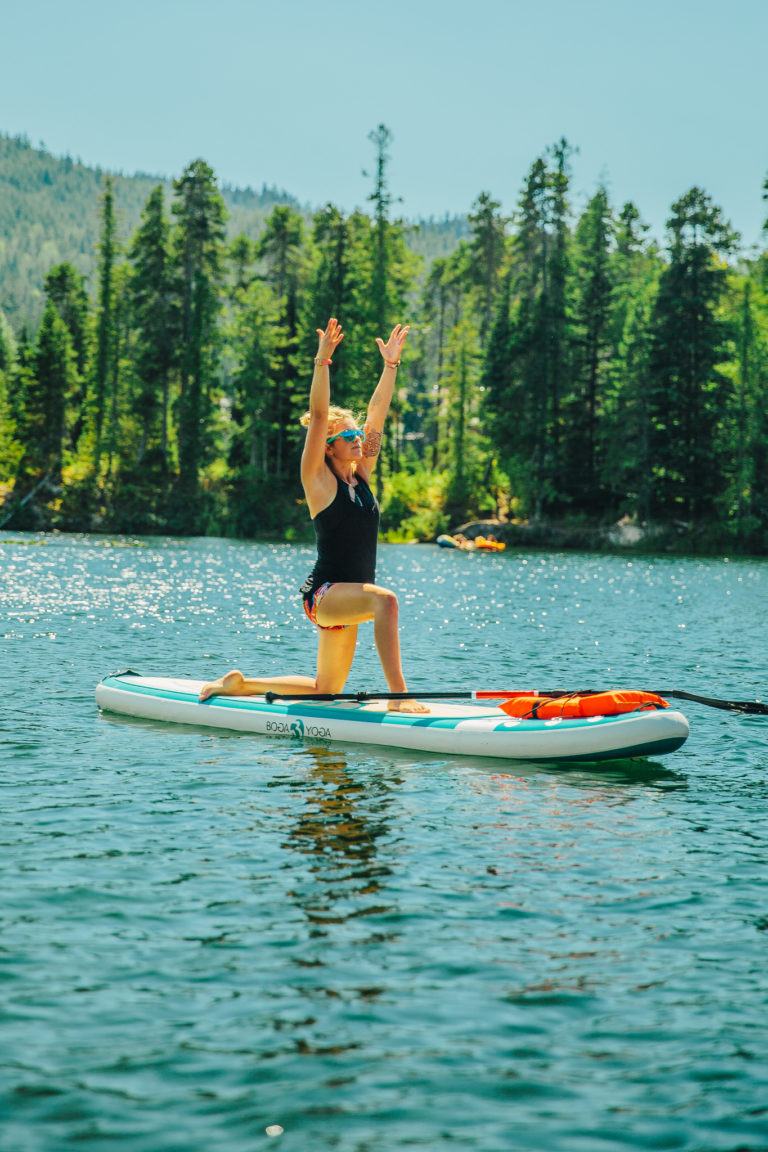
[474,536,506,551]
[499,690,669,719]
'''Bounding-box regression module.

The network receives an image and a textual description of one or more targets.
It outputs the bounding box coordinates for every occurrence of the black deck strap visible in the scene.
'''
[523,691,582,720]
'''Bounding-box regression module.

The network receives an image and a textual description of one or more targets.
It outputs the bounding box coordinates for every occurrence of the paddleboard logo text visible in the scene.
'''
[265,718,331,740]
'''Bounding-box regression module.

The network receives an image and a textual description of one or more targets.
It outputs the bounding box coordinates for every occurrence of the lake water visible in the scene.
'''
[1,532,767,1151]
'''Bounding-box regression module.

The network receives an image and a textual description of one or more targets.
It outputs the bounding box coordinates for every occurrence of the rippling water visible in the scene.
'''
[2,532,767,1151]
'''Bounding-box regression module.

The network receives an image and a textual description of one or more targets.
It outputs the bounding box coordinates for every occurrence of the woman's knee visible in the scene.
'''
[315,655,352,694]
[315,671,348,694]
[371,586,398,618]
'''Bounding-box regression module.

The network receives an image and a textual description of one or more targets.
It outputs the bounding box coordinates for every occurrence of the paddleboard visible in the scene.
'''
[96,673,690,763]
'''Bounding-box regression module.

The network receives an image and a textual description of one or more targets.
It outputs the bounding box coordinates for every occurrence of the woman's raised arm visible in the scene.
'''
[359,324,410,476]
[300,318,344,483]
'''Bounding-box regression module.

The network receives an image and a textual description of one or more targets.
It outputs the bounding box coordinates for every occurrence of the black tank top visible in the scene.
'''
[301,468,380,597]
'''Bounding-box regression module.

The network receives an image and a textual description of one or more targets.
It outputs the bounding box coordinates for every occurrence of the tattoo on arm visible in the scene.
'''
[363,429,382,458]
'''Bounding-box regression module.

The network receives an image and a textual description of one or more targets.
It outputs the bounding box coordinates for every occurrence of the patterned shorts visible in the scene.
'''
[302,581,347,631]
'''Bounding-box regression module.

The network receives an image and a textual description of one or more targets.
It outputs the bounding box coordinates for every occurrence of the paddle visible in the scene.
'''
[264,688,768,715]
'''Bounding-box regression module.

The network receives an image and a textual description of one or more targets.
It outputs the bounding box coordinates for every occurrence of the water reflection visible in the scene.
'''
[533,756,686,790]
[273,744,400,941]
[263,746,402,1068]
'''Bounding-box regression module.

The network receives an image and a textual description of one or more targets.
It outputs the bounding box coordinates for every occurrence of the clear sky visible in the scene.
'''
[2,0,766,246]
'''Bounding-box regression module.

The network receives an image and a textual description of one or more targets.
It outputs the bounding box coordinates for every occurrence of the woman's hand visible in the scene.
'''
[315,317,344,362]
[375,324,410,365]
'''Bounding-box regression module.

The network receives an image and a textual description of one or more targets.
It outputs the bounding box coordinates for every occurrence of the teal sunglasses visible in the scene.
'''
[326,427,365,445]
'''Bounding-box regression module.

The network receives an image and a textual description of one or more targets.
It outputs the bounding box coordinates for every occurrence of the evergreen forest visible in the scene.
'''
[1,128,767,551]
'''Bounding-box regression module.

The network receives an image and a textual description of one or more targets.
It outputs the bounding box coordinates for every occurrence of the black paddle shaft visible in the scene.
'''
[264,690,479,703]
[264,688,768,714]
[264,689,600,703]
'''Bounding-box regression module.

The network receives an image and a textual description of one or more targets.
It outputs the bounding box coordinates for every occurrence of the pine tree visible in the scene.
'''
[601,202,661,516]
[481,266,514,477]
[608,202,655,383]
[0,313,13,375]
[18,302,76,484]
[729,268,768,546]
[603,274,659,517]
[614,204,650,280]
[171,159,227,529]
[257,204,305,476]
[467,192,507,346]
[304,205,351,395]
[420,250,471,470]
[484,144,575,517]
[104,264,132,485]
[565,186,613,510]
[309,206,348,315]
[93,176,117,476]
[7,326,32,430]
[227,281,282,533]
[363,125,419,478]
[129,185,174,479]
[367,124,394,333]
[229,234,255,298]
[44,263,89,376]
[443,315,483,520]
[648,187,738,519]
[258,205,304,302]
[542,138,574,509]
[331,209,374,412]
[420,258,451,468]
[43,262,91,452]
[0,313,22,484]
[503,156,550,515]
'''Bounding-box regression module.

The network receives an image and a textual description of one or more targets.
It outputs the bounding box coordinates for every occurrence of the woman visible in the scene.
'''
[200,317,428,713]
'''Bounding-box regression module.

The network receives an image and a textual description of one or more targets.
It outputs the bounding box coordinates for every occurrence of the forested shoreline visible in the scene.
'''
[1,127,767,551]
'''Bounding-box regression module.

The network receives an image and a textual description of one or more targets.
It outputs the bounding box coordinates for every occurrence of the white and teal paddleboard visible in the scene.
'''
[96,673,690,763]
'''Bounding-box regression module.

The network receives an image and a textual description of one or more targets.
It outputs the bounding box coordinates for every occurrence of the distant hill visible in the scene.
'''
[0,133,468,329]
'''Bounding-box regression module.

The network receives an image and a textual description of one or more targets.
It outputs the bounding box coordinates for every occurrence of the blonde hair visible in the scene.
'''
[299,405,363,434]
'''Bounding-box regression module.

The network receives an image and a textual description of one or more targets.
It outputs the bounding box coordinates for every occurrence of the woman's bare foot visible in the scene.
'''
[199,669,245,702]
[387,699,430,714]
